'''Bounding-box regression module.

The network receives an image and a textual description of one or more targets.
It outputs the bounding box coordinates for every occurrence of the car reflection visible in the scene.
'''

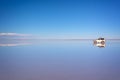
[93,41,105,48]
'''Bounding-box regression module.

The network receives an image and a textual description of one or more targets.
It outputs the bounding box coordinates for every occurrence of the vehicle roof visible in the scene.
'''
[98,38,104,40]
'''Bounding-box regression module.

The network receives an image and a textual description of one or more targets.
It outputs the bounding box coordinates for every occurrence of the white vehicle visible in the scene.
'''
[94,38,105,44]
[93,38,106,48]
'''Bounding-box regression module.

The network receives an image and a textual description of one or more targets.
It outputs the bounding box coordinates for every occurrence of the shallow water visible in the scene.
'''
[0,40,120,80]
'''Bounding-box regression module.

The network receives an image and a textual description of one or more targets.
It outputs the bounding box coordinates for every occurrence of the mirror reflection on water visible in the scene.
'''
[0,40,120,80]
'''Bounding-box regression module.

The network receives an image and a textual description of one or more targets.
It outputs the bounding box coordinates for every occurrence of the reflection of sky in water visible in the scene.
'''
[0,40,120,80]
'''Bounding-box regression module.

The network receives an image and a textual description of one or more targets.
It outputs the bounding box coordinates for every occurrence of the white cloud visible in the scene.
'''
[0,33,31,36]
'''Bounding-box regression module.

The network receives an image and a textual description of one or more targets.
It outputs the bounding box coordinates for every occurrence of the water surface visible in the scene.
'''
[0,40,120,80]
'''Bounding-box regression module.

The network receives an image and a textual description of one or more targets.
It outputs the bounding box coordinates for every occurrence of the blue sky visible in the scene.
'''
[0,0,120,39]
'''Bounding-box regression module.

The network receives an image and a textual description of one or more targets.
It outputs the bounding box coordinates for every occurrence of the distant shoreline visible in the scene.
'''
[1,38,120,41]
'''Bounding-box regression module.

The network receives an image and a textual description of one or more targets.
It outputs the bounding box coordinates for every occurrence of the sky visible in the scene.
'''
[0,0,120,39]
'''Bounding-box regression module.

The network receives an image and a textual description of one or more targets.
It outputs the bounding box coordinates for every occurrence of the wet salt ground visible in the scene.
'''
[0,41,120,80]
